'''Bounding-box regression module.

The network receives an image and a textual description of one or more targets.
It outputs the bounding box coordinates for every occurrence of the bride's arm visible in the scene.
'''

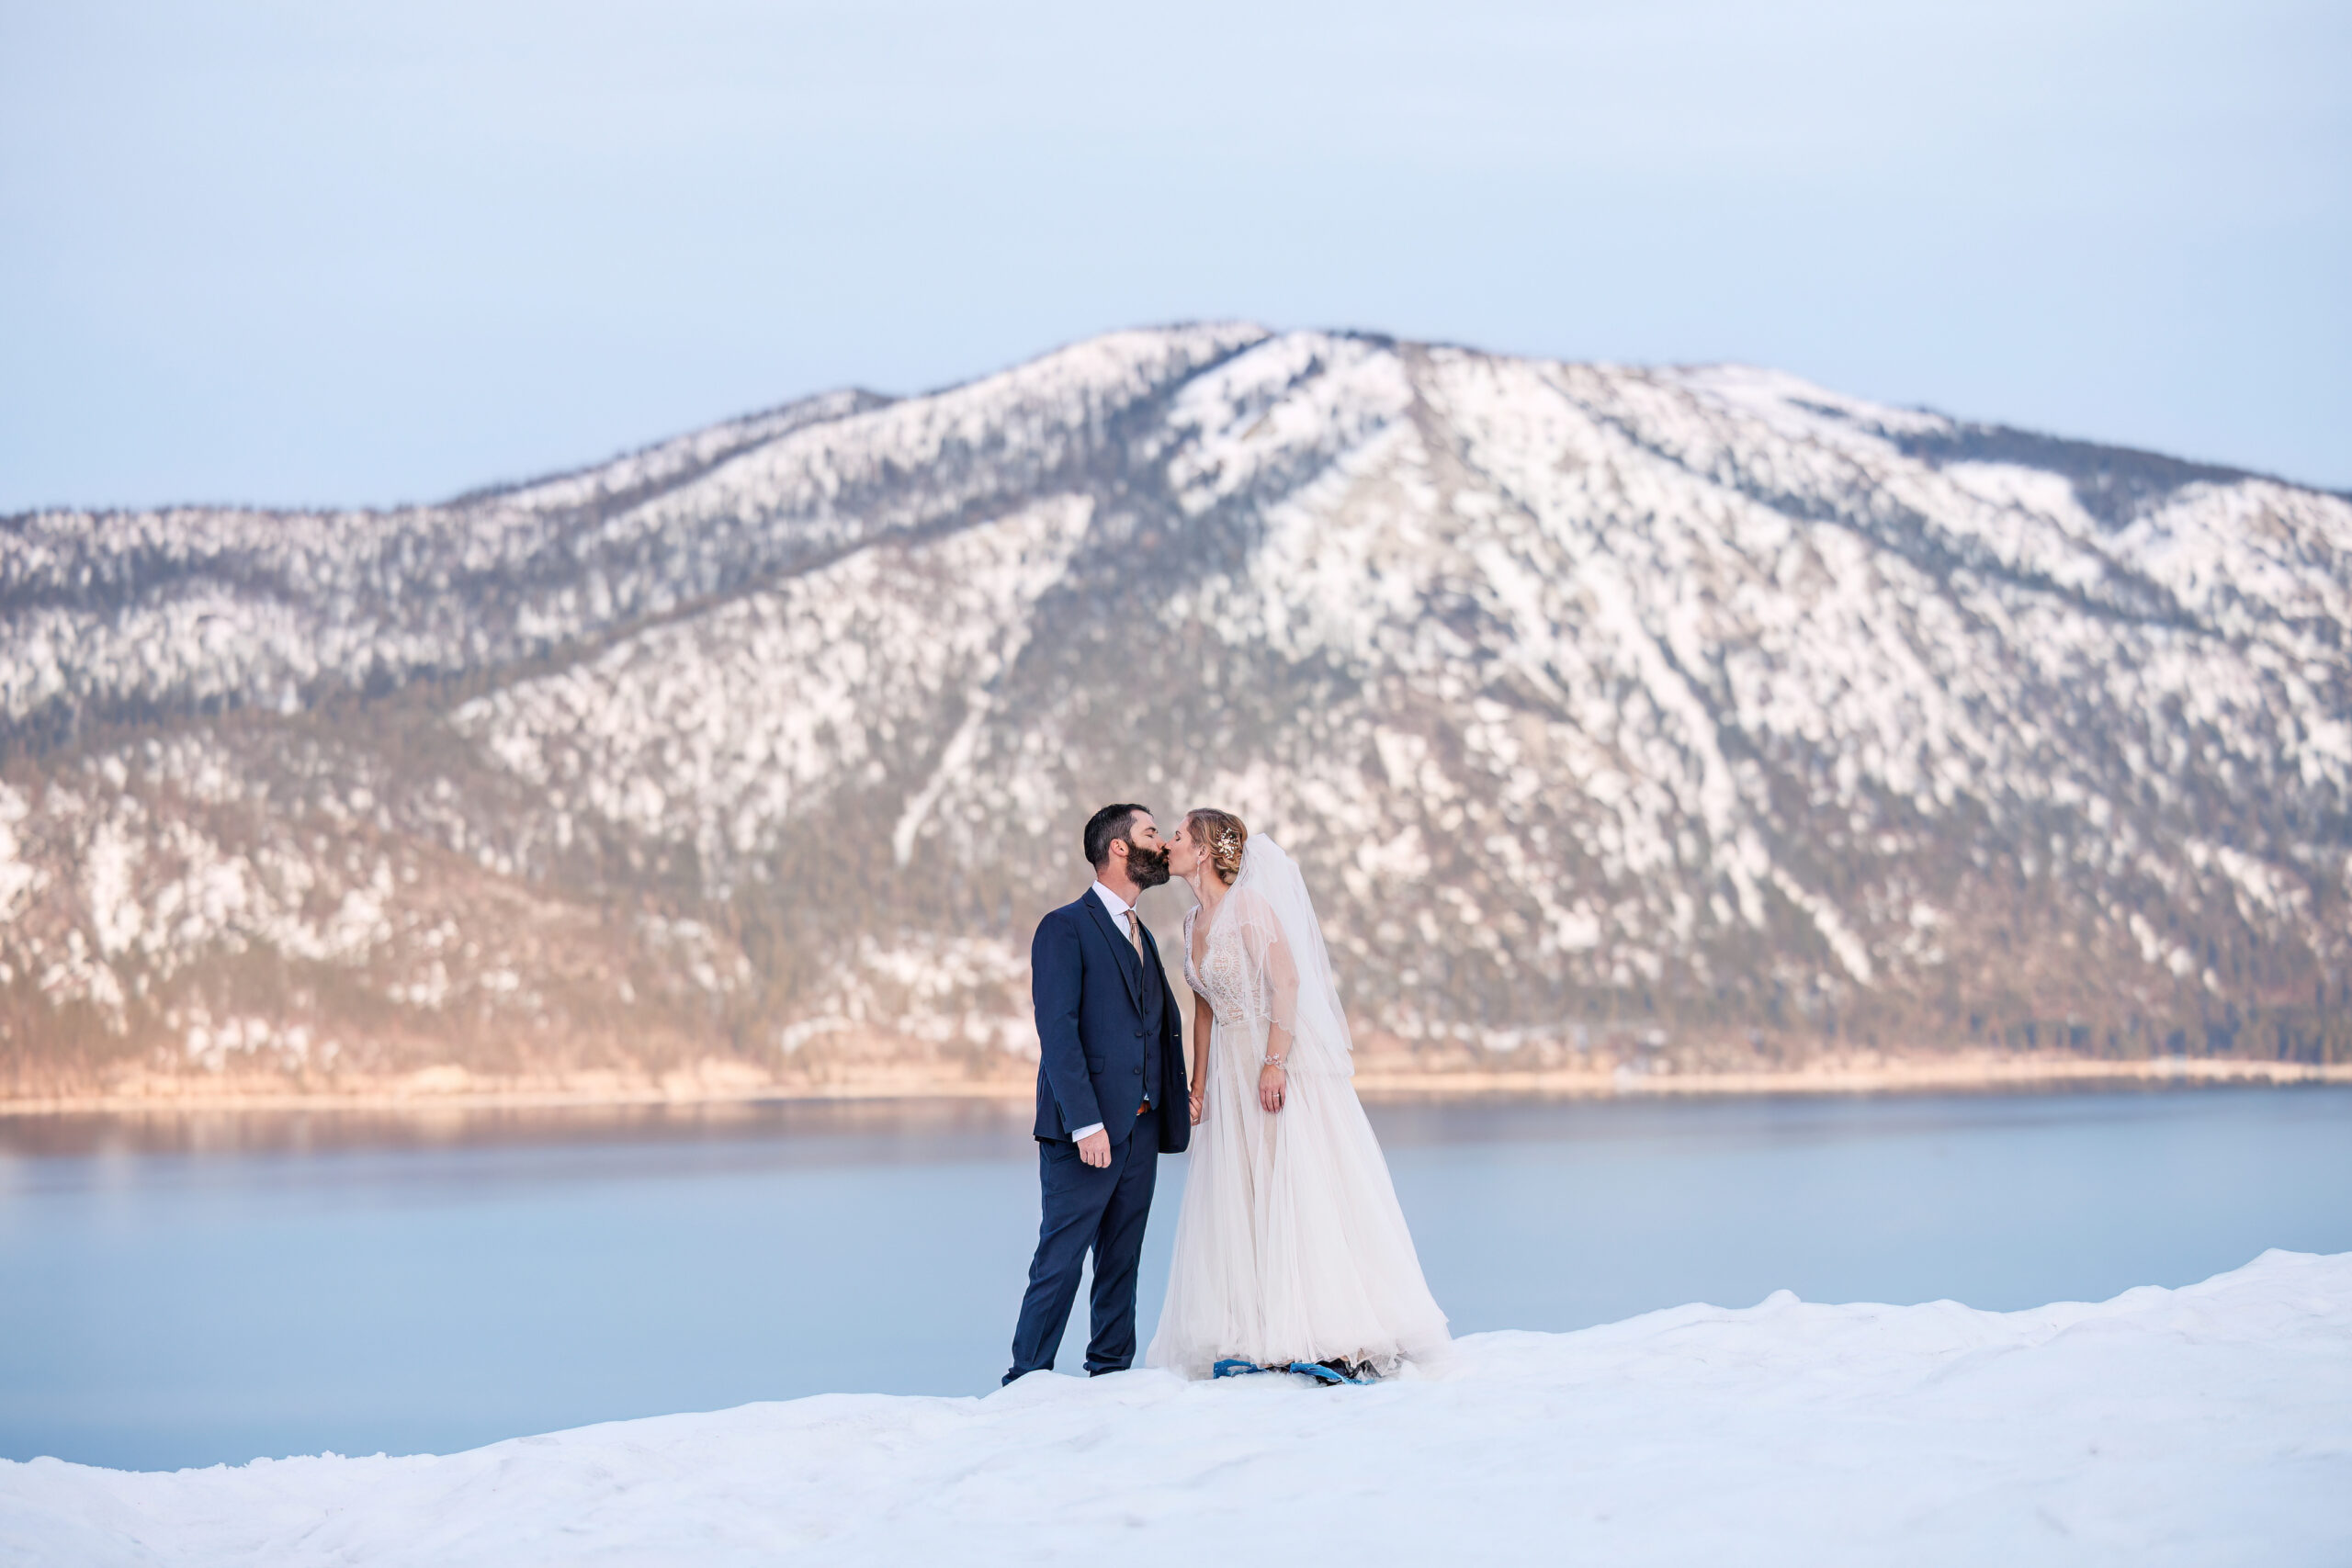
[1242,900,1301,1115]
[1189,992,1211,1123]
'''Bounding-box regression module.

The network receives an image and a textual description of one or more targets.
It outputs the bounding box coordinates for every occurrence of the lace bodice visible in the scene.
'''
[1183,904,1250,1031]
[1182,888,1300,1046]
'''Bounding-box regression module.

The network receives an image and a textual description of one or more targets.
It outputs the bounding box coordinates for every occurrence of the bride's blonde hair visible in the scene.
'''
[1184,808,1248,886]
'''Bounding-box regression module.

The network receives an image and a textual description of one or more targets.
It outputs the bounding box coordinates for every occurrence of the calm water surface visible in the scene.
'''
[3,1086,2347,1472]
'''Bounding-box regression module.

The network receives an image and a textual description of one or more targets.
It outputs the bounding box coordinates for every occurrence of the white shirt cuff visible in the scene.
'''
[1070,1122,1104,1141]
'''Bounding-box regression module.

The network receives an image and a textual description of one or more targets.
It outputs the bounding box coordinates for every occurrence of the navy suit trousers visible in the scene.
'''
[1004,1107,1159,1382]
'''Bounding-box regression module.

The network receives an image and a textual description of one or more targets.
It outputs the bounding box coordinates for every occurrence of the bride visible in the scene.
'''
[1147,809,1450,1381]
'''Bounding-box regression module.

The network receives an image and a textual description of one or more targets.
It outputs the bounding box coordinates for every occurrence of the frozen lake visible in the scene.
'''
[5,1085,2348,1472]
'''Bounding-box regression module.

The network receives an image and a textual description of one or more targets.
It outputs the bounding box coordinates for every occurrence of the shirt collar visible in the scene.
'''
[1090,881,1133,920]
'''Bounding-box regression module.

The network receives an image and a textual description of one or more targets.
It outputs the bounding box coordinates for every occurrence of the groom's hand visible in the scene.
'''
[1077,1129,1112,1168]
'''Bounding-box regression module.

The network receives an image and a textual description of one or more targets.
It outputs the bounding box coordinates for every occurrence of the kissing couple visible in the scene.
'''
[1004,804,1450,1385]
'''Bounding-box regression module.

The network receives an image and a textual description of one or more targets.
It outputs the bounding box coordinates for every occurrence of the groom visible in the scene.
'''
[1004,803,1192,1382]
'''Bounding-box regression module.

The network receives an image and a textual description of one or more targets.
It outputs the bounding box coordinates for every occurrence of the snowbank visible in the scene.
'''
[6,1251,2346,1566]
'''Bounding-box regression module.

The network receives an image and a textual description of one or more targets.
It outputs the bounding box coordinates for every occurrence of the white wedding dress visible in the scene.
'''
[1146,838,1450,1378]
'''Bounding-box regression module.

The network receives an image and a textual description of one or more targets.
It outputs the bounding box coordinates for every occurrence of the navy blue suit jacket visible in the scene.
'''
[1030,892,1191,1156]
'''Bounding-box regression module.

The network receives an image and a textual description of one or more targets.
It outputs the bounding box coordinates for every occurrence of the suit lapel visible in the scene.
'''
[1081,892,1146,1011]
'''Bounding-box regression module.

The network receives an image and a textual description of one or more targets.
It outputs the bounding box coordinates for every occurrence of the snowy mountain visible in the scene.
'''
[4,324,2347,1098]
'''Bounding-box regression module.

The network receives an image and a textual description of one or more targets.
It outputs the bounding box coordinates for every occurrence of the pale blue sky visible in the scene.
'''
[3,0,2346,512]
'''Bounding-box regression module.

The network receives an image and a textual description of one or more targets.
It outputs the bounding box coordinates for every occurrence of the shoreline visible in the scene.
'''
[1358,1055,2352,1100]
[4,1054,2346,1118]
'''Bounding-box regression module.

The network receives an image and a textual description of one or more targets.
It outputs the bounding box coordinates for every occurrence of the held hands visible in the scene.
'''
[1189,1086,1204,1125]
[1258,1061,1288,1115]
[1077,1129,1112,1168]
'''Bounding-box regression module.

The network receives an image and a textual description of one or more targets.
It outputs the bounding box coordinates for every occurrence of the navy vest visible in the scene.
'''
[1127,923,1164,1108]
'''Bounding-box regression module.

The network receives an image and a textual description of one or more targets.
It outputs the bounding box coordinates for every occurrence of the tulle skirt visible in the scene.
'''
[1146,1017,1451,1378]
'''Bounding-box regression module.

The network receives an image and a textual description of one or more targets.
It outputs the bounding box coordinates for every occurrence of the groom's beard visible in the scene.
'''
[1125,841,1171,889]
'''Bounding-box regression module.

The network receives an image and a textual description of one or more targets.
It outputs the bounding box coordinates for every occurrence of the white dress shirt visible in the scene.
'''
[1068,881,1145,1143]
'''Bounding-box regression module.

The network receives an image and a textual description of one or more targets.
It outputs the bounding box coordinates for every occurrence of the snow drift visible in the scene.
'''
[4,1250,2346,1566]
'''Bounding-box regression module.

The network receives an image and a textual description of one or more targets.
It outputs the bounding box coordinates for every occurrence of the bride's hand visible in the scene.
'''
[1258,1062,1287,1115]
[1188,1086,1204,1125]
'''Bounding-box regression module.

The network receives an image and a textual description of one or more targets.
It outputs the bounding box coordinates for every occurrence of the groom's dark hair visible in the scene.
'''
[1084,803,1150,870]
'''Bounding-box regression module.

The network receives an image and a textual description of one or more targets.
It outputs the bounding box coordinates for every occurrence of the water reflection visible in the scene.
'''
[0,1097,1031,1162]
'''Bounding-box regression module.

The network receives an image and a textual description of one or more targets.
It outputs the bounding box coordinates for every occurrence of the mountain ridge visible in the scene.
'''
[3,323,2346,1100]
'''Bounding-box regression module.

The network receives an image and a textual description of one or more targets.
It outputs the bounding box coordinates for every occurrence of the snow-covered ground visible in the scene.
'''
[5,1252,2346,1566]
